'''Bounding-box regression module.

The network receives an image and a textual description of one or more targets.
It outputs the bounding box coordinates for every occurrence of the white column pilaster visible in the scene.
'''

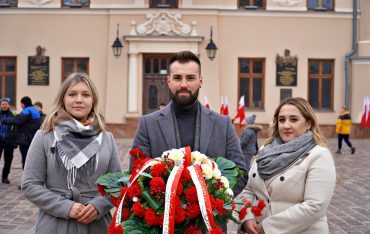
[128,52,138,113]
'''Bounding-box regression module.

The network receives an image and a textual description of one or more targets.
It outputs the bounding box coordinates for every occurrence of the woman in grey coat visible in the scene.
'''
[22,73,121,234]
[240,114,262,171]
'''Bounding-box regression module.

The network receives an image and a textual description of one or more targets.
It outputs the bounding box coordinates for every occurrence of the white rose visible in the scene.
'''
[160,150,171,159]
[212,168,222,179]
[225,188,234,197]
[192,151,207,163]
[168,149,184,163]
[203,159,217,169]
[201,164,213,180]
[220,176,230,188]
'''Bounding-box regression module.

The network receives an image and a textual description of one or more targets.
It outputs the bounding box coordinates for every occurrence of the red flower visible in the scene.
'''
[208,226,224,234]
[258,200,266,210]
[180,168,192,183]
[176,183,183,196]
[151,163,167,177]
[97,184,106,196]
[110,195,120,207]
[239,207,248,220]
[213,198,227,215]
[251,206,263,217]
[243,199,252,206]
[184,225,202,234]
[132,201,146,218]
[120,186,128,199]
[175,207,186,224]
[150,177,166,194]
[231,202,236,211]
[186,203,200,219]
[184,186,198,204]
[157,214,164,227]
[123,208,131,221]
[127,182,142,198]
[108,224,124,234]
[129,147,141,156]
[144,208,158,226]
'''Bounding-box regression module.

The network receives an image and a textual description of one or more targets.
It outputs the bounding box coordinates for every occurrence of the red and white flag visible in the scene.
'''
[367,96,370,128]
[232,95,245,127]
[204,96,211,109]
[360,96,370,129]
[223,96,229,116]
[220,96,225,115]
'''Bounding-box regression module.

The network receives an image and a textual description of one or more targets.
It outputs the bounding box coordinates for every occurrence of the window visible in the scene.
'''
[62,58,89,81]
[308,59,334,110]
[239,58,265,109]
[307,0,334,11]
[0,57,17,106]
[238,0,265,9]
[62,0,89,7]
[0,0,17,7]
[150,0,178,8]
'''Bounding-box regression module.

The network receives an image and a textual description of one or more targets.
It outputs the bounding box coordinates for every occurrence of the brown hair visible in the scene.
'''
[265,97,327,147]
[169,51,201,74]
[41,73,105,132]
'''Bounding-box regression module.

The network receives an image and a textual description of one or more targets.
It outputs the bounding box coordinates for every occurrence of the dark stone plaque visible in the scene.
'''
[276,49,298,86]
[28,46,49,85]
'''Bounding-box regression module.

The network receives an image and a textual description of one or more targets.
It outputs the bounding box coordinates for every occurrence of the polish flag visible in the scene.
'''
[232,96,246,127]
[360,96,368,128]
[204,96,211,109]
[223,96,229,116]
[366,96,370,128]
[220,96,225,115]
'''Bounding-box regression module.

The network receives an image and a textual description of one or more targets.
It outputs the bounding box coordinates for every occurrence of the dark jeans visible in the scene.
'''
[19,144,30,169]
[0,142,15,179]
[338,134,352,150]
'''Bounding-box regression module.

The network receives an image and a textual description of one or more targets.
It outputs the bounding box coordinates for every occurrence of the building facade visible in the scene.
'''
[1,0,369,138]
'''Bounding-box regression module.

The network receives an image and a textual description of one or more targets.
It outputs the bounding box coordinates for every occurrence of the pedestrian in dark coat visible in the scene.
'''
[240,114,262,171]
[0,98,16,184]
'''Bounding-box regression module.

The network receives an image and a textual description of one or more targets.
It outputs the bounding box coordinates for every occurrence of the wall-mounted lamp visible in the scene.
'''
[205,26,217,61]
[112,24,123,58]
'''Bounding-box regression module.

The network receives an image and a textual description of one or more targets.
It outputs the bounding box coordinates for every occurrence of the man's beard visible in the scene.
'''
[170,87,200,107]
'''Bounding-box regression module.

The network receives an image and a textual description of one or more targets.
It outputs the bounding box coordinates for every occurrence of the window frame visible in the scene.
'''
[307,58,335,110]
[0,0,18,7]
[238,57,265,110]
[149,0,178,8]
[61,57,89,82]
[238,0,266,9]
[0,57,17,108]
[307,0,334,11]
[61,0,90,8]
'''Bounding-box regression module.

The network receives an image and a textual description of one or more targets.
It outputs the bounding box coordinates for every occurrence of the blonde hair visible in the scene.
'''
[265,97,327,147]
[42,73,105,132]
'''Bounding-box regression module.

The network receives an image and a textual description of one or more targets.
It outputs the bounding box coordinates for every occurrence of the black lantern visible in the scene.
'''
[205,26,217,61]
[112,24,123,58]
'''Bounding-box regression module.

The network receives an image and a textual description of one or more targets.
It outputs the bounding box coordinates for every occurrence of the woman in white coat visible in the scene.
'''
[22,73,121,234]
[237,97,336,234]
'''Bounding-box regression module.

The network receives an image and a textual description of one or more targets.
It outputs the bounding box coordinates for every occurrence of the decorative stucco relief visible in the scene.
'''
[272,0,301,7]
[28,0,52,4]
[130,12,198,37]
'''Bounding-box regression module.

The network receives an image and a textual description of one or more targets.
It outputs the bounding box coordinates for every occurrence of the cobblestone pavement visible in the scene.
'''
[0,138,369,233]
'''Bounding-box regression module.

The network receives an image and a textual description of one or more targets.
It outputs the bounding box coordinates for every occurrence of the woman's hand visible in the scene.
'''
[77,204,99,224]
[256,223,265,234]
[68,202,84,219]
[242,220,258,234]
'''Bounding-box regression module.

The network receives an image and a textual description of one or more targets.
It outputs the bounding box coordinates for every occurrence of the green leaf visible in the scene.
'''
[214,157,236,170]
[142,190,163,211]
[140,172,153,179]
[214,157,240,189]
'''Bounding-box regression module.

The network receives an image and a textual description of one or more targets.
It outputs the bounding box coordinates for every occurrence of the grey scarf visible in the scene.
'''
[51,109,103,189]
[256,131,316,180]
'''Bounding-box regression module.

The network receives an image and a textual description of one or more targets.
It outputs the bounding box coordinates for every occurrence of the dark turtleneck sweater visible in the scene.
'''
[171,100,199,151]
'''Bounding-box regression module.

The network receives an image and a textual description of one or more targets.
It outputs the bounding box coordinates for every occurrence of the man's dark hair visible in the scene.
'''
[21,96,33,107]
[169,51,201,74]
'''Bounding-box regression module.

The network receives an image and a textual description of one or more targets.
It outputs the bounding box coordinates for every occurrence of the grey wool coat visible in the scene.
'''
[132,102,248,196]
[22,130,122,234]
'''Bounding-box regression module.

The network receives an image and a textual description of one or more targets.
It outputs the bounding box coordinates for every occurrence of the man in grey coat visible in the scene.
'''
[132,51,248,196]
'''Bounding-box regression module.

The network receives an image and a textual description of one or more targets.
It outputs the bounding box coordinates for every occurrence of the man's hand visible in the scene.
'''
[242,220,258,234]
[68,202,84,219]
[77,204,99,224]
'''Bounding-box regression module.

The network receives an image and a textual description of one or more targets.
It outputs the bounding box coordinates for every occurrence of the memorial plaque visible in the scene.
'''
[276,49,298,86]
[28,46,49,85]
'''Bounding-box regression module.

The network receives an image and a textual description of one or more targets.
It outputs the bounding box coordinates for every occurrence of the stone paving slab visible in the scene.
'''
[0,138,369,233]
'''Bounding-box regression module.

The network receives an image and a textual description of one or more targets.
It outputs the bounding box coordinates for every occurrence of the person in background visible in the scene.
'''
[34,101,46,122]
[240,114,262,171]
[236,97,336,234]
[335,105,355,154]
[22,73,121,234]
[1,96,41,170]
[0,98,16,184]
